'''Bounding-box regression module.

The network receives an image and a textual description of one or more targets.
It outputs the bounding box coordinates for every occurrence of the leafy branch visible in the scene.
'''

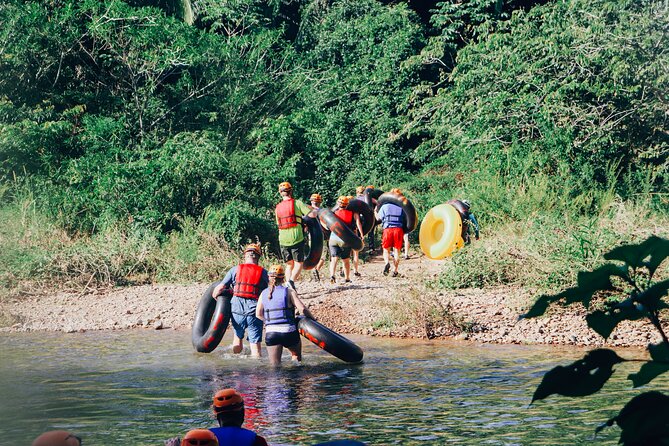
[522,236,669,444]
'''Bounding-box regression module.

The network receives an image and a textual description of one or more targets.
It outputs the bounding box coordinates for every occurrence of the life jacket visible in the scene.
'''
[233,264,264,300]
[210,426,257,446]
[335,208,355,229]
[260,285,296,326]
[276,199,301,229]
[381,203,404,228]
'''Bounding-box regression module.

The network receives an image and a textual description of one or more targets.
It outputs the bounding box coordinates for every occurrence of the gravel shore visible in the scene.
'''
[0,253,661,348]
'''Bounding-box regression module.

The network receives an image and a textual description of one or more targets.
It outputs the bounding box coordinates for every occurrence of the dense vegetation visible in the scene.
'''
[1,0,667,291]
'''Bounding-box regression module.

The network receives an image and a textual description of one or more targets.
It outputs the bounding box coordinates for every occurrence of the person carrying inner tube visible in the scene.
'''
[275,181,316,291]
[350,186,367,277]
[376,188,405,277]
[256,264,315,365]
[210,389,269,446]
[328,196,364,284]
[212,244,269,357]
[309,193,328,282]
[365,185,378,253]
[460,200,480,244]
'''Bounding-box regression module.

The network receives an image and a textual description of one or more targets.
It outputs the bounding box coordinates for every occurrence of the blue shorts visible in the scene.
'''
[231,297,263,344]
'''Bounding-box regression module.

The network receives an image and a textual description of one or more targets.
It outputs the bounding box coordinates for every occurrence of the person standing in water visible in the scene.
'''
[212,244,269,358]
[256,264,315,365]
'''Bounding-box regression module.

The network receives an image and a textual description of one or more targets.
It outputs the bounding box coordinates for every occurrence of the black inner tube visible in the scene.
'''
[192,281,232,353]
[318,208,363,251]
[376,192,418,233]
[302,215,323,270]
[363,187,383,209]
[297,316,364,363]
[343,199,374,236]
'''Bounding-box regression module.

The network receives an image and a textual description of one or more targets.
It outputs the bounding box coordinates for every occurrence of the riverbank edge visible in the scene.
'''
[0,279,662,350]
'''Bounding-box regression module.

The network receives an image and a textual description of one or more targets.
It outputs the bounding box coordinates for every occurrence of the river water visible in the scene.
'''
[0,330,660,445]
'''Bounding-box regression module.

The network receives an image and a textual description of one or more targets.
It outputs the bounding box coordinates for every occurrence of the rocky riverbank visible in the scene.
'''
[0,254,662,348]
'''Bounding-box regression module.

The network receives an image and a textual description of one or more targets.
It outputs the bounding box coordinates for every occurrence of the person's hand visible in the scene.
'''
[165,437,181,446]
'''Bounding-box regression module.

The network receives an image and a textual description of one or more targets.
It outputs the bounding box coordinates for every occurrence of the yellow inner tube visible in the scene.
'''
[419,204,463,259]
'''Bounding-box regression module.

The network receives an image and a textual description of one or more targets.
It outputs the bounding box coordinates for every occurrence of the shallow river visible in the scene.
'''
[0,330,660,445]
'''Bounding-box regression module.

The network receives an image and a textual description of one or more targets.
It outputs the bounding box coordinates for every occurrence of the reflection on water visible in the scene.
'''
[0,330,659,445]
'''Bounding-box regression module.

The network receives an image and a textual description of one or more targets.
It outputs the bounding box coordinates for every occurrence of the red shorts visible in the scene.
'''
[382,227,404,250]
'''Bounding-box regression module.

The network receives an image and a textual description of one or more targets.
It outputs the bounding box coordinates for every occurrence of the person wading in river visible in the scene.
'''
[256,264,315,365]
[210,389,269,446]
[212,244,268,358]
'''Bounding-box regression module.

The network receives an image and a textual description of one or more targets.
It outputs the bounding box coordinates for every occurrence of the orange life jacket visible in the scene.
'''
[233,264,264,299]
[335,209,354,229]
[276,199,300,229]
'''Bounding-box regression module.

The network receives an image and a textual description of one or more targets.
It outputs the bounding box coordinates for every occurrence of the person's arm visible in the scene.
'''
[354,213,364,239]
[256,298,265,322]
[212,268,235,298]
[468,213,480,239]
[289,288,315,320]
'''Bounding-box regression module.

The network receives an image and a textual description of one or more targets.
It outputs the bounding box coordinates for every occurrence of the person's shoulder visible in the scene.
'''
[254,434,269,446]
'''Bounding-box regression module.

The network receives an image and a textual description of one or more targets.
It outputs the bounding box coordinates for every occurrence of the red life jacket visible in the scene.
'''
[335,209,355,229]
[233,264,264,299]
[276,199,300,229]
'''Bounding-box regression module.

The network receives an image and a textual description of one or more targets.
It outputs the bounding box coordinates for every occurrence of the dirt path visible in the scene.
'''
[0,252,661,347]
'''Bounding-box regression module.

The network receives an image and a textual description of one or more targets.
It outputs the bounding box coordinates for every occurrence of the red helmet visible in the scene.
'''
[337,196,350,208]
[269,264,286,279]
[32,431,81,446]
[310,193,323,203]
[181,429,218,446]
[278,182,292,192]
[244,243,262,257]
[212,388,244,414]
[390,188,402,195]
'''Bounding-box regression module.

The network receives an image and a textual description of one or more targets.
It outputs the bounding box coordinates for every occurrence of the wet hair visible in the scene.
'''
[267,273,285,300]
[216,411,245,428]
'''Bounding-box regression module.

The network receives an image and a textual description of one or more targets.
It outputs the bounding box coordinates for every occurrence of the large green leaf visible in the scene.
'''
[635,279,669,310]
[586,301,646,340]
[531,349,625,403]
[628,362,669,388]
[643,237,669,276]
[596,391,669,445]
[522,264,628,319]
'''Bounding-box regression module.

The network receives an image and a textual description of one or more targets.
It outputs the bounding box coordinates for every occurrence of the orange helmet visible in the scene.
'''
[278,182,292,192]
[244,243,262,257]
[212,388,244,414]
[356,186,365,195]
[32,431,81,446]
[390,188,402,195]
[310,193,322,204]
[181,429,219,446]
[337,196,350,208]
[269,264,285,278]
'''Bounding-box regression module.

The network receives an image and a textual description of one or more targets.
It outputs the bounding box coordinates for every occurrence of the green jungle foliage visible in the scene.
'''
[1,0,667,286]
[524,237,669,444]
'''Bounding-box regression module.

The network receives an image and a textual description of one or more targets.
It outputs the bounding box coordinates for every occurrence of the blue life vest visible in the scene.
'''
[210,426,257,446]
[381,203,404,229]
[260,286,296,326]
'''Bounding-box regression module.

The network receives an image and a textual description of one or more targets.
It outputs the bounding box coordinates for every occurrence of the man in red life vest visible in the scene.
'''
[212,244,269,357]
[275,182,315,291]
[328,196,364,284]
